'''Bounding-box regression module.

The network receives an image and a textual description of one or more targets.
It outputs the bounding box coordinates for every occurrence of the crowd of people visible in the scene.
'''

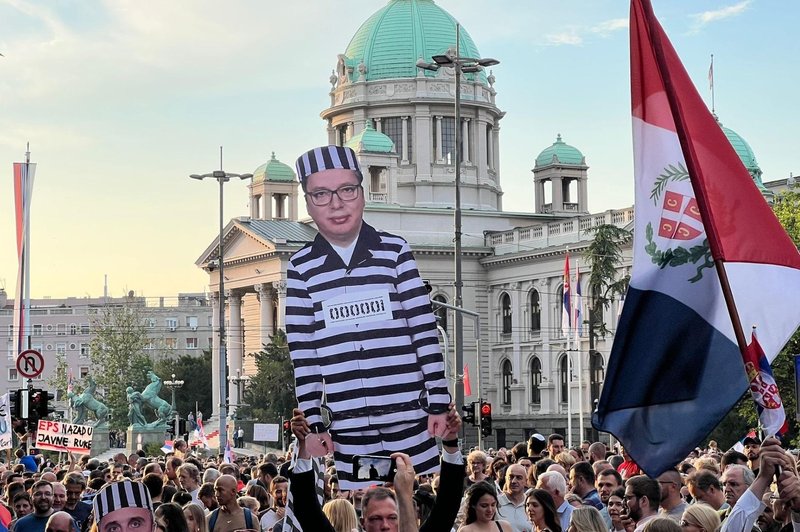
[4,419,800,532]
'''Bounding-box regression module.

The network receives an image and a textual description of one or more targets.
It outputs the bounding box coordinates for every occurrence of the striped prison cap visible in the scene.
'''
[93,480,153,523]
[295,145,362,188]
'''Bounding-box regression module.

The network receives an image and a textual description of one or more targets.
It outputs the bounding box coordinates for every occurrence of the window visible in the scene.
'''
[560,355,570,404]
[33,324,43,336]
[187,316,198,330]
[79,366,90,379]
[56,343,66,355]
[529,290,541,332]
[8,368,18,381]
[208,337,214,348]
[80,344,90,357]
[186,338,198,349]
[165,337,178,349]
[165,318,178,331]
[208,315,213,327]
[80,324,90,334]
[501,293,512,335]
[381,117,413,161]
[57,323,66,336]
[530,357,542,405]
[590,351,605,404]
[502,360,513,405]
[69,324,77,335]
[145,318,156,329]
[7,324,12,337]
[438,117,457,163]
[432,295,448,331]
[144,339,154,350]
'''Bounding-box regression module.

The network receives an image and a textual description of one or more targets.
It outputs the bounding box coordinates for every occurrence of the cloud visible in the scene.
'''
[544,30,583,46]
[592,18,628,36]
[691,1,751,27]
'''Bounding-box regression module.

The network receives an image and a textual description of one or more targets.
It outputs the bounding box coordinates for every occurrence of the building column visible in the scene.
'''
[552,177,564,211]
[578,178,588,212]
[462,118,471,164]
[401,116,409,163]
[255,283,274,345]
[476,118,488,178]
[274,280,287,331]
[435,116,443,163]
[327,119,336,145]
[347,122,354,141]
[227,290,243,417]
[492,125,500,174]
[487,125,494,170]
[263,194,272,220]
[374,117,382,133]
[211,291,221,420]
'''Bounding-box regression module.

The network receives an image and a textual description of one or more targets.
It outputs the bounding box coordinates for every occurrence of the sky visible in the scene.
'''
[1,0,797,300]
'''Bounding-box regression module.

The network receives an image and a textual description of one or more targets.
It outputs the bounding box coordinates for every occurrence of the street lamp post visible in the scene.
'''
[228,369,250,418]
[163,373,184,438]
[190,148,252,456]
[417,25,499,416]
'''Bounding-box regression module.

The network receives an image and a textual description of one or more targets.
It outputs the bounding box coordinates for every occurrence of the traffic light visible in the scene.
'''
[462,402,476,426]
[282,419,291,443]
[31,389,55,419]
[8,389,25,419]
[480,401,492,437]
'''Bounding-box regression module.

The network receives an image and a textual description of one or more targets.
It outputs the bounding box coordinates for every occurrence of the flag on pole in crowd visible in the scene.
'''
[192,417,210,448]
[224,438,234,463]
[562,253,571,338]
[161,440,173,454]
[592,0,800,477]
[282,437,326,531]
[463,364,472,397]
[12,157,35,356]
[708,54,714,91]
[67,368,74,395]
[574,261,583,340]
[731,429,758,453]
[743,330,788,438]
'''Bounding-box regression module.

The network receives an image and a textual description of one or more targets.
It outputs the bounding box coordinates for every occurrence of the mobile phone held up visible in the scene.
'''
[352,454,397,483]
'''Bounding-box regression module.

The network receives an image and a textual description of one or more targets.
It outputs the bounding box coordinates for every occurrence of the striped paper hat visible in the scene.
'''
[295,145,361,187]
[93,480,153,523]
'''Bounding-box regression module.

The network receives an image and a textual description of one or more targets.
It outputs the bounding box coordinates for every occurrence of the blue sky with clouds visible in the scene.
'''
[1,0,797,298]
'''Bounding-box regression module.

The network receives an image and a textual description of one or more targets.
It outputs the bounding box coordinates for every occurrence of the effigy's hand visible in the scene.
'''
[441,403,462,441]
[427,413,448,438]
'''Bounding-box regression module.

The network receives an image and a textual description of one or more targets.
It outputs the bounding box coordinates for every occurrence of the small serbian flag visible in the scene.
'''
[161,440,173,454]
[743,330,788,438]
[463,364,472,397]
[224,439,234,464]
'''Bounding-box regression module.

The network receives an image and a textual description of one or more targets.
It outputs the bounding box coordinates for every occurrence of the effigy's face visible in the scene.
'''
[305,169,364,247]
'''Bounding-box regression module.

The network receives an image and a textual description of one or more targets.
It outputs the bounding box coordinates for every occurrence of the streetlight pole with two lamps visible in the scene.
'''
[163,373,184,438]
[416,24,499,421]
[190,148,252,456]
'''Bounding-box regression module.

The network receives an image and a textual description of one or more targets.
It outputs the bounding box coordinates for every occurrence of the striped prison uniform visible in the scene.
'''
[286,222,450,489]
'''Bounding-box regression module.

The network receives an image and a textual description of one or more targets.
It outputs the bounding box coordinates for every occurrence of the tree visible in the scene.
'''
[239,330,296,424]
[152,350,213,420]
[88,301,154,429]
[47,353,69,406]
[583,224,632,338]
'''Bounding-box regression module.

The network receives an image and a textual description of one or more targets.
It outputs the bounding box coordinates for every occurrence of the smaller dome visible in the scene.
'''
[252,152,295,184]
[346,121,395,153]
[721,126,759,173]
[535,134,585,167]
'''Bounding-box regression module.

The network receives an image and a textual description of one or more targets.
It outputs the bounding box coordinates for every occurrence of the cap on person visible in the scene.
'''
[529,433,547,455]
[92,479,153,523]
[295,145,362,190]
[742,436,761,446]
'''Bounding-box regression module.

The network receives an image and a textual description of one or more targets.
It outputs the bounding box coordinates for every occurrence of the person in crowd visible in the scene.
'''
[207,475,257,532]
[570,506,606,532]
[570,462,603,510]
[254,462,277,494]
[198,483,217,512]
[93,480,154,532]
[641,517,680,532]
[596,468,623,527]
[458,481,513,532]
[656,470,687,522]
[15,480,54,532]
[176,463,202,507]
[529,434,547,460]
[548,436,566,461]
[720,451,748,473]
[243,484,269,518]
[259,475,288,531]
[496,464,532,531]
[42,512,76,532]
[61,473,92,528]
[537,471,572,532]
[621,475,660,532]
[680,503,720,532]
[616,447,641,480]
[466,451,490,487]
[489,457,508,492]
[322,498,360,532]
[10,492,33,531]
[182,502,208,532]
[719,464,754,522]
[525,488,562,532]
[588,443,607,465]
[154,502,189,532]
[50,484,66,513]
[685,470,726,511]
[608,487,626,532]
[742,436,762,475]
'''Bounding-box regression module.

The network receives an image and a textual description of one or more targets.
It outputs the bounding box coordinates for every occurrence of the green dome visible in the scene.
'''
[535,134,586,167]
[720,124,771,199]
[346,121,395,153]
[252,152,295,184]
[343,0,484,82]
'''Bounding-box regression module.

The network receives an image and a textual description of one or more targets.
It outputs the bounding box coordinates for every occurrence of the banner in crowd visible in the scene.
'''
[34,420,93,455]
[593,0,800,476]
[0,393,11,450]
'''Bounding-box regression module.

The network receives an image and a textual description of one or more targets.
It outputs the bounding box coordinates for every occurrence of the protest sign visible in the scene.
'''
[253,423,279,442]
[35,420,93,455]
[0,393,11,450]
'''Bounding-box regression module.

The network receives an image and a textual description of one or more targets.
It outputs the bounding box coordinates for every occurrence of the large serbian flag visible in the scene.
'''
[13,161,35,356]
[593,0,800,476]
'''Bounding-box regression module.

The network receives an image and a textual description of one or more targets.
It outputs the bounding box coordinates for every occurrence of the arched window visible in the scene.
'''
[556,285,565,335]
[560,355,570,404]
[530,357,542,405]
[501,293,512,335]
[502,360,513,405]
[432,295,448,331]
[529,290,541,332]
[590,351,605,404]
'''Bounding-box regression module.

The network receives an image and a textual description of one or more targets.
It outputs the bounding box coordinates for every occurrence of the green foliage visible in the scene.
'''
[583,224,632,338]
[47,353,69,404]
[152,350,213,419]
[773,187,800,248]
[239,330,296,424]
[88,302,154,430]
[649,163,690,204]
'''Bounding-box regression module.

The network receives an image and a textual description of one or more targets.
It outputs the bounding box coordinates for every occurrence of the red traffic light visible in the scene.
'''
[282,420,291,430]
[480,403,491,416]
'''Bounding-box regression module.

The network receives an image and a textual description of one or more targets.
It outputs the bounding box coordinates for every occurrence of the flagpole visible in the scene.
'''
[575,260,584,443]
[640,1,751,357]
[23,144,32,351]
[709,54,715,114]
[564,251,572,448]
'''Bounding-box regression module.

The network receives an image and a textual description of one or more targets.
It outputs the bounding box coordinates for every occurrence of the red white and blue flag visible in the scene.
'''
[161,440,173,454]
[574,261,583,340]
[13,160,35,356]
[562,253,571,338]
[593,0,800,476]
[743,330,788,438]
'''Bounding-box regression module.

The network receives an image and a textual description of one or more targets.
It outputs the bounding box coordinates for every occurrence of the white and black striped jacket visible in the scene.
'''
[286,222,450,433]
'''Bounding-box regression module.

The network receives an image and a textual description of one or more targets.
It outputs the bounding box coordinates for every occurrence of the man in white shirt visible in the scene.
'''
[622,475,660,532]
[497,464,532,532]
[537,471,572,531]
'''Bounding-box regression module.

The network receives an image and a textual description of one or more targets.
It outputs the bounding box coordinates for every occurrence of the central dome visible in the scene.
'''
[343,0,483,82]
